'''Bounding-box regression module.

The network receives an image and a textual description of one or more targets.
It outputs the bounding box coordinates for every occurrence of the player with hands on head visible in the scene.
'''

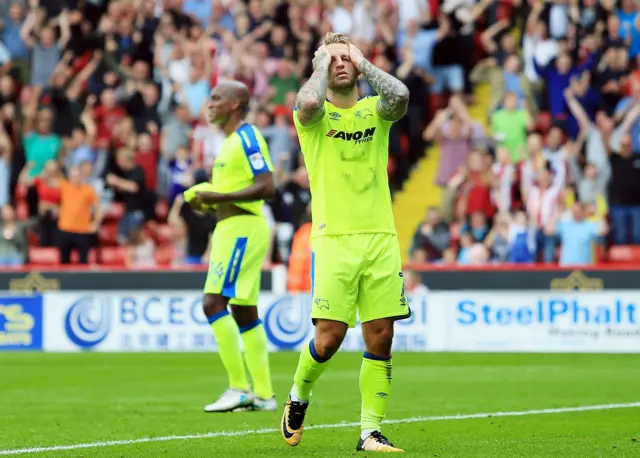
[281,33,410,453]
[182,80,277,413]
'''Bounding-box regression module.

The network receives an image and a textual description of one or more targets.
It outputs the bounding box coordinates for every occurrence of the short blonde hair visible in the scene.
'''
[324,32,351,46]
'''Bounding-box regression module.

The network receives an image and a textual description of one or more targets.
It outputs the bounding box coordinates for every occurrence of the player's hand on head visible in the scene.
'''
[312,44,331,70]
[348,43,365,69]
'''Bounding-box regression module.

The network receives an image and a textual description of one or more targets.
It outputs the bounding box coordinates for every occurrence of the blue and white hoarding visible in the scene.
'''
[440,291,640,352]
[42,291,435,352]
[34,290,640,353]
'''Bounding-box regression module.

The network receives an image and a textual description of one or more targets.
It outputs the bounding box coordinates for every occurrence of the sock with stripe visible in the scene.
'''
[290,339,331,403]
[359,352,392,438]
[208,310,250,391]
[240,319,274,400]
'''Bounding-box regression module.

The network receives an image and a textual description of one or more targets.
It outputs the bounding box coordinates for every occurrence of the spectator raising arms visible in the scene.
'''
[6,0,640,270]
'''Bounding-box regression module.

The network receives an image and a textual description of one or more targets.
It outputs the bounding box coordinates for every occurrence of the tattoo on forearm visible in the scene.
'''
[296,60,329,125]
[359,59,410,122]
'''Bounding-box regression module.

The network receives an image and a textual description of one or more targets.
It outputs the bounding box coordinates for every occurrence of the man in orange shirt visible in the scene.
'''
[57,165,102,264]
[287,205,312,293]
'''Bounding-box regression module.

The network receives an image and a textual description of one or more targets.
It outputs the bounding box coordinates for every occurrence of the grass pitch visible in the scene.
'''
[1,353,639,457]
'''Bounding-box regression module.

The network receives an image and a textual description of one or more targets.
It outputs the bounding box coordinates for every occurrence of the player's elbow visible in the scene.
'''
[257,176,276,199]
[263,181,276,199]
[395,84,410,106]
[296,96,322,115]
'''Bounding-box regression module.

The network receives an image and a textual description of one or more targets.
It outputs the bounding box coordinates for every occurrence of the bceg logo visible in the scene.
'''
[263,295,312,350]
[65,296,111,349]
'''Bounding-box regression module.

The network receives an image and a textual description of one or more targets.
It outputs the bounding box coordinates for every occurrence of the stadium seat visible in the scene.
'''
[154,245,174,267]
[100,247,126,266]
[104,202,125,222]
[28,247,60,266]
[99,223,120,246]
[70,249,97,265]
[608,245,640,263]
[147,223,172,245]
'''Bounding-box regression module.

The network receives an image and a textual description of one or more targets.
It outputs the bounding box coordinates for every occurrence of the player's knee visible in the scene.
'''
[363,321,394,356]
[313,321,347,360]
[230,305,259,328]
[313,335,341,360]
[202,294,227,318]
[376,326,394,345]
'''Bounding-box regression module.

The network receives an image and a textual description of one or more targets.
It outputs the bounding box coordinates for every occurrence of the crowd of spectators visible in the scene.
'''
[1,0,424,268]
[410,0,640,267]
[2,0,640,271]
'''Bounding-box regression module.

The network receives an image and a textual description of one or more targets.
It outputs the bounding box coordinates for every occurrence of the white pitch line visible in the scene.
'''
[1,402,639,456]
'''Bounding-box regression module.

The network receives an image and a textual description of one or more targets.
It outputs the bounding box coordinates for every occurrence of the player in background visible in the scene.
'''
[281,33,410,452]
[184,81,276,413]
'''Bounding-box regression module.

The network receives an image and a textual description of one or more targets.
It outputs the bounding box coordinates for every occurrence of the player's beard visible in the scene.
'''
[328,72,358,92]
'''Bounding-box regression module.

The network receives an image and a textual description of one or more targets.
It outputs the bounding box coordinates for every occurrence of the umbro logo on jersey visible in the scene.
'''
[325,127,376,144]
[329,112,341,120]
[355,108,373,119]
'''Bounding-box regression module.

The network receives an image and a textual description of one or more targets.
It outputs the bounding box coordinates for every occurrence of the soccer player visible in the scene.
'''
[280,33,410,452]
[183,81,276,413]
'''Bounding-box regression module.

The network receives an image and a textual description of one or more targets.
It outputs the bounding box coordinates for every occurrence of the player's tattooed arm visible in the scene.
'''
[358,59,410,122]
[295,46,330,126]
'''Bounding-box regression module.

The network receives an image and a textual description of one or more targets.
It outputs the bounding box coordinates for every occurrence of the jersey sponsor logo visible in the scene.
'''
[329,112,341,120]
[248,152,266,170]
[325,127,376,144]
[355,108,373,119]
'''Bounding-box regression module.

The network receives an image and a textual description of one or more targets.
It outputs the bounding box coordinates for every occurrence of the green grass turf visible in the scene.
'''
[1,353,639,457]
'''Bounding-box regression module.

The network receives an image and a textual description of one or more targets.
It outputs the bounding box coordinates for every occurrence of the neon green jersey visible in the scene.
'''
[210,123,273,216]
[293,96,396,237]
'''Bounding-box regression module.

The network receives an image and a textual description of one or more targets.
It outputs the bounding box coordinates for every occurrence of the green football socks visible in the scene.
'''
[290,339,331,402]
[240,320,274,399]
[208,310,250,391]
[360,353,392,434]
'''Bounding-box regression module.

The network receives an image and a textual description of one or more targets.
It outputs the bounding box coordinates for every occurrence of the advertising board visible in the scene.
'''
[439,291,640,352]
[6,289,637,353]
[0,295,43,351]
[42,291,435,352]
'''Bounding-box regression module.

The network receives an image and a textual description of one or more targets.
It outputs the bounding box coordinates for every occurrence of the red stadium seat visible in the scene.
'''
[608,245,640,263]
[70,249,97,265]
[99,223,119,246]
[104,202,125,222]
[148,223,172,245]
[28,247,60,266]
[154,245,174,267]
[100,247,126,266]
